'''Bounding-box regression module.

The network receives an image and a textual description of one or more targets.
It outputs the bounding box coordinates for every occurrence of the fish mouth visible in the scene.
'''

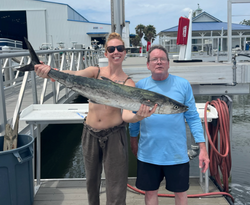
[181,106,189,113]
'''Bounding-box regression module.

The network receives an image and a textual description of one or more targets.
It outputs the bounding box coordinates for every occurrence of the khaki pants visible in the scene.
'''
[81,120,128,205]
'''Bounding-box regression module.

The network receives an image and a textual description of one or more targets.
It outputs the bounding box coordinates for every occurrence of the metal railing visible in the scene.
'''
[0,38,23,50]
[0,48,103,135]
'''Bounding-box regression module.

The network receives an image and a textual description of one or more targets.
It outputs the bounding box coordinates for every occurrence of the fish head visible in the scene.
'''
[158,100,188,114]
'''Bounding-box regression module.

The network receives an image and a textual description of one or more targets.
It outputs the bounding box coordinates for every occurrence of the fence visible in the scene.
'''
[0,48,103,135]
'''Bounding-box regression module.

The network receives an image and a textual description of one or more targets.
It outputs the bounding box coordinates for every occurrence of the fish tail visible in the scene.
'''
[17,64,34,71]
[17,37,40,72]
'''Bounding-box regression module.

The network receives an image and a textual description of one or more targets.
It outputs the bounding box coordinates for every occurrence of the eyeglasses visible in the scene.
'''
[107,45,125,53]
[149,58,168,63]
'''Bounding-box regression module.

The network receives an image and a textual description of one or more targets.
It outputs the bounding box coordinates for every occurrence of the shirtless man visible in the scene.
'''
[34,32,155,205]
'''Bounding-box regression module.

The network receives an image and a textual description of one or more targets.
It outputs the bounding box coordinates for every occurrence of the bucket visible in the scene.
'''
[0,135,34,205]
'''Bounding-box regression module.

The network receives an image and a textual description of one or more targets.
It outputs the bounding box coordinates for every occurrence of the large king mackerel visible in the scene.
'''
[18,37,188,114]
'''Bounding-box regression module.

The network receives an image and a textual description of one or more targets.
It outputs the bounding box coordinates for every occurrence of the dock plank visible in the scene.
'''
[33,178,230,205]
[122,58,250,84]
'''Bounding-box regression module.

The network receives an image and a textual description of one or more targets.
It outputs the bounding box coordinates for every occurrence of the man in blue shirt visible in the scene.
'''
[122,45,209,205]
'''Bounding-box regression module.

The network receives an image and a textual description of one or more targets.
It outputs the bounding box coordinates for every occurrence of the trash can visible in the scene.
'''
[0,134,34,205]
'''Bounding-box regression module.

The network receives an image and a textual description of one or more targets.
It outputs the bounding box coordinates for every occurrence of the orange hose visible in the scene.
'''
[127,184,234,202]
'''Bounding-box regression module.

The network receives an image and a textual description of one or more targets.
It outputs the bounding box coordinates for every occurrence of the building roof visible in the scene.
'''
[160,10,250,34]
[86,32,109,35]
[193,11,222,22]
[36,0,89,22]
[161,22,250,33]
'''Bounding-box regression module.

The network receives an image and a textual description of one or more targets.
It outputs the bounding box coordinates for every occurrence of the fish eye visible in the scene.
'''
[174,105,179,110]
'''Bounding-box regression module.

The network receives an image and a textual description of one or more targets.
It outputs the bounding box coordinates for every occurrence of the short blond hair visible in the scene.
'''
[104,32,125,53]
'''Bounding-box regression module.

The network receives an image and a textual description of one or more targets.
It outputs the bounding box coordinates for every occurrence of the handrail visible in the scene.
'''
[0,48,103,135]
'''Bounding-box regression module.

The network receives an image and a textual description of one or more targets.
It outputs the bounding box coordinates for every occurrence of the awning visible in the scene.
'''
[86,32,109,37]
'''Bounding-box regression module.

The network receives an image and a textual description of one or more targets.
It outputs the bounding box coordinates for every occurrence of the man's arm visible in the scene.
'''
[184,81,210,172]
[130,136,139,157]
[128,113,141,157]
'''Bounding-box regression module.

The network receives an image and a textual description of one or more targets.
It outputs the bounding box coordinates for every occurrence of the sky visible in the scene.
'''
[45,0,250,45]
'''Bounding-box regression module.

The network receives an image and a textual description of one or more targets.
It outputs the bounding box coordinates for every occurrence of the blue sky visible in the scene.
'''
[44,0,250,45]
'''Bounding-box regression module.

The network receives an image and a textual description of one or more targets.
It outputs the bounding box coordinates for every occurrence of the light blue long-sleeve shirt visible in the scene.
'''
[129,74,205,165]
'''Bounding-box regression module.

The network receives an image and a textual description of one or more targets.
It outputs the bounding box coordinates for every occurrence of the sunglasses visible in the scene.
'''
[107,45,125,53]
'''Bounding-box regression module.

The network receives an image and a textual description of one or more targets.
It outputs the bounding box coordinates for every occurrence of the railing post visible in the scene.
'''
[8,58,14,86]
[40,54,52,104]
[50,54,57,104]
[85,51,89,68]
[70,51,75,71]
[91,50,95,66]
[77,51,83,71]
[0,63,7,135]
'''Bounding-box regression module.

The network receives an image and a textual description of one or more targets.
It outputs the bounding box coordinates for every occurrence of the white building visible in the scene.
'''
[158,7,250,54]
[0,0,130,50]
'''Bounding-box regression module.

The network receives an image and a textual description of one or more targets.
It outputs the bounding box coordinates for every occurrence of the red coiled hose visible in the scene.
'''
[204,99,232,193]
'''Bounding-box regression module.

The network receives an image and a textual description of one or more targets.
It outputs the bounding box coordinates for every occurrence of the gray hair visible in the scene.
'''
[147,45,169,63]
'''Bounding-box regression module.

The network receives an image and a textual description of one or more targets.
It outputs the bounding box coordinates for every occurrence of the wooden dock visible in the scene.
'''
[122,56,250,95]
[3,56,240,204]
[33,177,230,205]
[31,57,235,205]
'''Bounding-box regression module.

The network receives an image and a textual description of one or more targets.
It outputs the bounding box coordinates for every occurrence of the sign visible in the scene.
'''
[176,17,190,45]
[146,41,151,52]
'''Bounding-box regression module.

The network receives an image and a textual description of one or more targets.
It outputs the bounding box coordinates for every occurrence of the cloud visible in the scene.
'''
[43,0,250,45]
[182,8,192,13]
[54,0,110,11]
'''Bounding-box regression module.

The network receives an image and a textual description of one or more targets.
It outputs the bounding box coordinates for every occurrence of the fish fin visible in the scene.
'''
[17,64,34,72]
[24,37,40,64]
[141,99,153,106]
[100,76,113,82]
[16,37,41,72]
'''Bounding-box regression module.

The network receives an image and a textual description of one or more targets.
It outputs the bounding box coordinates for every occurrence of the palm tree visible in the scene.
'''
[143,25,157,43]
[240,19,250,26]
[130,35,141,47]
[135,24,145,46]
[240,19,250,41]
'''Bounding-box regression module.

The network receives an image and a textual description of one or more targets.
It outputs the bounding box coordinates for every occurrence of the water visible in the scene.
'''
[230,95,250,205]
[40,94,250,204]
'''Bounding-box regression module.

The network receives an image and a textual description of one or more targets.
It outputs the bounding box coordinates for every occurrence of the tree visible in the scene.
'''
[240,19,250,26]
[130,35,141,47]
[135,24,145,47]
[135,24,145,39]
[240,20,250,41]
[143,25,157,43]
